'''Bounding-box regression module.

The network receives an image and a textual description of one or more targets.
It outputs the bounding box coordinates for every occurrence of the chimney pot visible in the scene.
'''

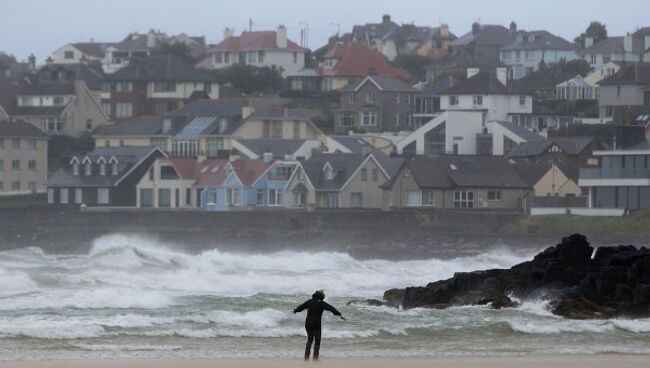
[382,14,391,23]
[276,25,287,48]
[472,22,480,35]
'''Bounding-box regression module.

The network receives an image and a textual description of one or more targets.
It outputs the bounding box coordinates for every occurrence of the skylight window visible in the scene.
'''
[449,164,457,171]
[210,165,220,173]
[200,166,209,173]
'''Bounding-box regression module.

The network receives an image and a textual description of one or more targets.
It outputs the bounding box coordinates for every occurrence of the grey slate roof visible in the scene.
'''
[31,63,105,90]
[173,116,217,141]
[494,121,546,142]
[340,75,417,92]
[440,71,510,95]
[106,55,215,81]
[48,147,161,187]
[502,31,577,51]
[0,120,48,138]
[509,136,595,157]
[420,75,460,96]
[328,136,387,156]
[451,24,517,47]
[599,63,650,85]
[94,116,163,136]
[578,36,645,56]
[167,98,244,118]
[72,42,111,58]
[235,138,307,157]
[302,152,366,191]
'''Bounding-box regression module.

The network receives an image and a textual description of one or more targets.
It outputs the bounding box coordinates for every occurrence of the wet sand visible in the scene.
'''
[3,356,649,368]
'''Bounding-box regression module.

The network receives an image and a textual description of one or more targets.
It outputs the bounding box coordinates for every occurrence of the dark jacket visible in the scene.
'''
[293,294,341,329]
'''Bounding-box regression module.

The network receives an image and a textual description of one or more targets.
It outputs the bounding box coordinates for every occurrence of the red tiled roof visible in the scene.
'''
[171,158,229,186]
[321,41,411,81]
[210,31,303,52]
[229,159,272,186]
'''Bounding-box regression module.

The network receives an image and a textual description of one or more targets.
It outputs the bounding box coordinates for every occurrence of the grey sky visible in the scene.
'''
[1,0,648,62]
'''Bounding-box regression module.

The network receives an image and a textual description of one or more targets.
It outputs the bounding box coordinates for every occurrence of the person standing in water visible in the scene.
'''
[292,290,346,361]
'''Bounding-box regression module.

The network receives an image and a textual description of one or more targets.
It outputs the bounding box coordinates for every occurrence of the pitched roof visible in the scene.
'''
[0,83,74,116]
[321,42,411,81]
[173,116,217,141]
[94,116,163,136]
[0,120,48,138]
[47,147,163,187]
[167,98,244,118]
[112,32,165,51]
[509,136,596,157]
[301,152,366,191]
[30,63,105,90]
[192,159,230,187]
[502,30,577,51]
[598,63,650,85]
[512,161,552,186]
[234,138,308,157]
[71,42,111,58]
[420,75,460,96]
[229,159,273,186]
[451,24,517,47]
[352,18,400,41]
[440,71,510,95]
[578,36,645,56]
[494,121,546,142]
[513,69,575,92]
[106,55,215,81]
[339,75,417,92]
[209,31,303,52]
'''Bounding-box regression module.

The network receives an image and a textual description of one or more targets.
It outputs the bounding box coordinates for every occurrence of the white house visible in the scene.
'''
[500,30,578,79]
[196,26,305,77]
[50,43,111,64]
[578,32,649,70]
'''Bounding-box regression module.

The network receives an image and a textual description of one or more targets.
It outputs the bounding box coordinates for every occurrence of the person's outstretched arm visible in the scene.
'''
[323,301,346,320]
[292,300,309,314]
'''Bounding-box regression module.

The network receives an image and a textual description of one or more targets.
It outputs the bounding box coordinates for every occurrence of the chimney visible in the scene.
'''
[276,25,287,48]
[509,21,517,32]
[645,35,650,53]
[27,54,36,71]
[496,67,508,86]
[624,34,633,53]
[262,152,273,163]
[242,99,254,119]
[382,14,391,23]
[223,27,233,40]
[440,23,449,37]
[472,22,480,35]
[79,55,88,65]
[466,67,480,79]
[584,36,594,48]
[45,56,54,65]
[146,29,156,48]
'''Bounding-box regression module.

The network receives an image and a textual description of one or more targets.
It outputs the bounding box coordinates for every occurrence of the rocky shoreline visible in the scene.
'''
[383,234,650,319]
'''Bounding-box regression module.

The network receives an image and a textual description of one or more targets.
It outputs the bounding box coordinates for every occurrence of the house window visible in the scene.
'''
[366,90,375,103]
[348,94,355,104]
[394,113,400,127]
[519,96,527,106]
[11,181,19,191]
[12,139,20,149]
[453,191,474,208]
[206,138,224,156]
[27,182,35,193]
[350,192,363,208]
[11,160,20,170]
[115,102,133,118]
[269,189,283,206]
[154,81,176,92]
[372,168,378,182]
[72,163,79,175]
[99,162,106,175]
[422,190,434,206]
[293,192,306,206]
[272,121,283,138]
[59,188,69,204]
[339,113,355,127]
[111,162,118,175]
[214,52,223,63]
[293,121,301,139]
[28,160,36,171]
[256,189,264,206]
[226,188,240,205]
[360,168,368,181]
[248,51,257,63]
[449,96,459,106]
[47,188,54,203]
[140,188,153,207]
[293,52,298,63]
[73,188,82,204]
[473,95,483,105]
[116,82,132,92]
[361,111,377,127]
[262,120,271,138]
[394,93,400,104]
[259,51,265,63]
[407,191,422,206]
[84,162,92,176]
[617,86,621,98]
[223,52,230,63]
[64,50,74,59]
[101,82,111,92]
[324,167,334,180]
[186,188,192,206]
[487,190,502,201]
[53,96,65,105]
[158,189,171,207]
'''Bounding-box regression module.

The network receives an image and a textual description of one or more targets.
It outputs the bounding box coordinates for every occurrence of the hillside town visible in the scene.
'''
[2,16,650,216]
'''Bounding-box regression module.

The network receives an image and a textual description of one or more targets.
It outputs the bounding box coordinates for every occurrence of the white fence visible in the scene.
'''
[530,207,626,216]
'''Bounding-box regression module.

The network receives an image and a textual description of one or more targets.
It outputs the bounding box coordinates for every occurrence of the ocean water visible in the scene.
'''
[0,233,649,360]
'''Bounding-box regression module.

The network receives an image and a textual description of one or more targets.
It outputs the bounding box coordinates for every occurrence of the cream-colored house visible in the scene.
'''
[0,121,49,195]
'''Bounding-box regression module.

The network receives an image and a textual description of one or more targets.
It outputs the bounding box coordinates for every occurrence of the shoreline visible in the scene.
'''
[3,356,650,368]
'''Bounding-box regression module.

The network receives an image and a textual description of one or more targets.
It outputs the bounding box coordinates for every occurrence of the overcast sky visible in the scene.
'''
[1,0,648,62]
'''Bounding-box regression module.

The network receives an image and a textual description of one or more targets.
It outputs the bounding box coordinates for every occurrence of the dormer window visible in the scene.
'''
[72,162,79,176]
[99,162,106,176]
[162,118,172,134]
[111,162,118,175]
[366,90,375,104]
[85,162,92,176]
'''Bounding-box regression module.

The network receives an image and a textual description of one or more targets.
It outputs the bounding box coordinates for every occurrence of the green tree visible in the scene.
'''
[391,54,431,81]
[540,58,593,77]
[215,64,284,94]
[157,42,196,64]
[575,21,608,48]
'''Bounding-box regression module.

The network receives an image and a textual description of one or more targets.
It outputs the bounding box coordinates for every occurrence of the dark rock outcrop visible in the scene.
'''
[384,234,650,319]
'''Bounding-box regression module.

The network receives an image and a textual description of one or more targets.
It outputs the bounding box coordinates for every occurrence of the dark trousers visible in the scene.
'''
[304,326,321,360]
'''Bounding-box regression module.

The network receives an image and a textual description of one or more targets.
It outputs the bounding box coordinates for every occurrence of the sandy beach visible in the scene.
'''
[3,356,650,368]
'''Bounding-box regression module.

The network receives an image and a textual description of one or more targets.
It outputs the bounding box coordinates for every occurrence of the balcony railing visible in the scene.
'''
[580,168,650,180]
